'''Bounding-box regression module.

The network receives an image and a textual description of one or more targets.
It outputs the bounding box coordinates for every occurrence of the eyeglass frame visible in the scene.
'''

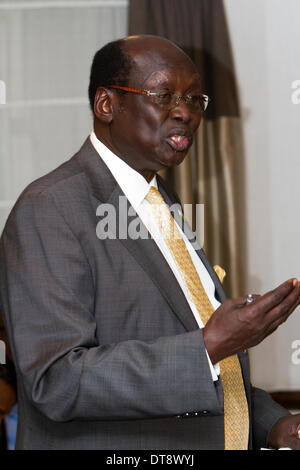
[104,85,210,112]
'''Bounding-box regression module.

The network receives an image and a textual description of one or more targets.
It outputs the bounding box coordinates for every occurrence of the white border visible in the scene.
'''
[0,1,128,10]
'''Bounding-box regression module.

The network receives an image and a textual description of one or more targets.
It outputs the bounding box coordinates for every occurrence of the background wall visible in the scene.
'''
[224,0,300,391]
[0,0,128,229]
[0,0,299,392]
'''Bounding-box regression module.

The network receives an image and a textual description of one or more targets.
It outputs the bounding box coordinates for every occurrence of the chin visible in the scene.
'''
[164,149,188,167]
[154,144,189,171]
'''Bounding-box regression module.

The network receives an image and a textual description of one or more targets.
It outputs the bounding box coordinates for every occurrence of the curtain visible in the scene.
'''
[129,0,246,297]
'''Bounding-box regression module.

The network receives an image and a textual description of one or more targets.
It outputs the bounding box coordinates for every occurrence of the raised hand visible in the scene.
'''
[203,279,300,364]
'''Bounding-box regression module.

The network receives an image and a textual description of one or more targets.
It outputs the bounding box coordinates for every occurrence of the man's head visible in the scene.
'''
[88,39,133,113]
[89,35,206,181]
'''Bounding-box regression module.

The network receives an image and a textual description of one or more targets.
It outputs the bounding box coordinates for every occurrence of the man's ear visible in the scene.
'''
[93,87,114,123]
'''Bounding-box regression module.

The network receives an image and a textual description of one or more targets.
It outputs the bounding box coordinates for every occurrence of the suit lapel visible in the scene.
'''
[113,190,200,331]
[76,137,226,330]
[197,250,227,303]
[76,138,199,332]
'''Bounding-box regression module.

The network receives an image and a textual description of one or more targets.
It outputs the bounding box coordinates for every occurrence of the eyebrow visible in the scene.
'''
[147,79,202,91]
[142,69,202,89]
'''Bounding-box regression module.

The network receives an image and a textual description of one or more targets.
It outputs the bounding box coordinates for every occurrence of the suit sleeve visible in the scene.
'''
[251,386,291,449]
[0,193,222,422]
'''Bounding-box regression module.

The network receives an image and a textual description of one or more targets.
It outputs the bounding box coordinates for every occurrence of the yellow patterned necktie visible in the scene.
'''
[146,186,249,450]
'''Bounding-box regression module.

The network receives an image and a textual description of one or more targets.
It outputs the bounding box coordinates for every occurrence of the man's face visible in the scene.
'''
[107,39,203,179]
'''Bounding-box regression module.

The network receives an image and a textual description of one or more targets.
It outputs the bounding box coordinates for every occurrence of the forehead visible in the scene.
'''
[125,41,201,89]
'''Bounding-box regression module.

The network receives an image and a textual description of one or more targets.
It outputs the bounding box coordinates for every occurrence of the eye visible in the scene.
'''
[186,94,203,107]
[155,91,173,105]
[186,94,209,111]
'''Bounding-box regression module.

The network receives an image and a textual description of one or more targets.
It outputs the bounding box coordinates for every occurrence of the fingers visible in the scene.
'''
[290,422,300,438]
[231,280,300,346]
[251,294,260,302]
[246,279,300,316]
[265,281,300,334]
[285,286,300,317]
[240,294,260,306]
[208,280,300,359]
[286,437,300,450]
[268,415,300,450]
[235,280,297,311]
[285,423,300,450]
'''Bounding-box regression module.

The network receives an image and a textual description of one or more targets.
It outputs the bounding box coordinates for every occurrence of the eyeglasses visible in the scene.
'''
[105,85,210,112]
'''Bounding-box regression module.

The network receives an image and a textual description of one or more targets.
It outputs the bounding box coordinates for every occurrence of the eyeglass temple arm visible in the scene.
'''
[106,85,150,96]
[107,85,210,102]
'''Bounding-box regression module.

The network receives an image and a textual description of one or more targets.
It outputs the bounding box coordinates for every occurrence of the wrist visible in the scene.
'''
[202,326,224,365]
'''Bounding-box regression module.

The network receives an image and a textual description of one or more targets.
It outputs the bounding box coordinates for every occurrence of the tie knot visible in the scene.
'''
[145,186,165,205]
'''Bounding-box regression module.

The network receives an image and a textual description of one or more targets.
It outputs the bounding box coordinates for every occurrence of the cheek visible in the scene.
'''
[129,114,166,150]
[130,103,166,135]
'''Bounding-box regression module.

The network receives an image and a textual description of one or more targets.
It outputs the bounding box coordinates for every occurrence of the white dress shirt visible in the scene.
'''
[90,131,220,380]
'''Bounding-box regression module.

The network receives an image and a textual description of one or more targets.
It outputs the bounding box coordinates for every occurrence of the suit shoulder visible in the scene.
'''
[19,154,83,202]
[5,145,90,230]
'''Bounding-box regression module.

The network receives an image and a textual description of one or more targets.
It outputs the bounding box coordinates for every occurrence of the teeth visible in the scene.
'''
[171,135,184,142]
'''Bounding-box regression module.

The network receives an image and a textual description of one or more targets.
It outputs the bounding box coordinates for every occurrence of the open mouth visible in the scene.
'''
[166,134,191,152]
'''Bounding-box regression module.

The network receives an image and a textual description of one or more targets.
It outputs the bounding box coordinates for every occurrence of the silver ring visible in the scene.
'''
[298,429,300,439]
[246,294,254,305]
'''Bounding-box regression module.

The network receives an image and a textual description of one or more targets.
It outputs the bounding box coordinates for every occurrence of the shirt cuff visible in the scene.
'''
[205,350,220,381]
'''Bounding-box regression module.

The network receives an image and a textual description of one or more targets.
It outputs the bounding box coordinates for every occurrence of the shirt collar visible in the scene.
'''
[90,131,157,210]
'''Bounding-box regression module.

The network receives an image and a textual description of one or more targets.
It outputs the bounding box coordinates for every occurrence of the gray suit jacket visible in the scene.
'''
[0,138,289,450]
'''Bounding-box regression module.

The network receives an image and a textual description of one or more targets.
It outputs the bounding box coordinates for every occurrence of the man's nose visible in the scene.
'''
[169,96,192,122]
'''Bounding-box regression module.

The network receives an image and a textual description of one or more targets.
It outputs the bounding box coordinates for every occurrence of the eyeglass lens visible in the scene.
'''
[153,92,208,111]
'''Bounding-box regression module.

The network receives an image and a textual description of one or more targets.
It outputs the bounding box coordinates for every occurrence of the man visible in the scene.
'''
[0,35,300,450]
